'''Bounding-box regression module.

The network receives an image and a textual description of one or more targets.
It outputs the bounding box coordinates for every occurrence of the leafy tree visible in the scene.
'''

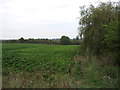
[76,36,79,40]
[103,20,120,65]
[104,21,119,50]
[60,36,71,45]
[19,37,24,41]
[78,1,119,65]
[19,37,25,43]
[79,1,119,55]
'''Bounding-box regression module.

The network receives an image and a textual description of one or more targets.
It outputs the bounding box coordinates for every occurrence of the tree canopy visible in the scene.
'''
[60,36,71,45]
[79,1,119,64]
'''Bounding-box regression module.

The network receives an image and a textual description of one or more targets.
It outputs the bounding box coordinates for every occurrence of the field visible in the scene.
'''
[2,43,119,88]
[2,43,81,88]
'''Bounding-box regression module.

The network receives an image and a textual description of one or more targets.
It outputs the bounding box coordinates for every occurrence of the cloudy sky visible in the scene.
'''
[0,0,118,39]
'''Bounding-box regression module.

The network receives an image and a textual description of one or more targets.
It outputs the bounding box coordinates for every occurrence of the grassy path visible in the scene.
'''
[73,55,119,88]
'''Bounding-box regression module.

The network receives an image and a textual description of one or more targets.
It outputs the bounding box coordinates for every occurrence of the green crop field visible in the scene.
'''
[2,43,78,72]
[2,43,119,88]
[2,43,81,88]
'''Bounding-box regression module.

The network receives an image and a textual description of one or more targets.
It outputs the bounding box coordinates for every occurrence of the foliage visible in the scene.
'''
[76,36,79,40]
[103,21,119,49]
[2,43,82,88]
[103,20,120,64]
[19,37,24,41]
[77,55,119,88]
[78,1,119,88]
[79,1,119,64]
[71,37,81,45]
[19,37,25,43]
[60,36,71,45]
[2,37,80,45]
[2,43,119,88]
[2,43,78,73]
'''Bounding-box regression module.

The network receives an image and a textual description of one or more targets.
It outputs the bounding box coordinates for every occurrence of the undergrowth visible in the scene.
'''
[78,45,119,88]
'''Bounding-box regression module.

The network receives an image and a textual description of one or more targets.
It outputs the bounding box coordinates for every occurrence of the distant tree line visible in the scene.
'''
[79,1,120,65]
[2,36,81,45]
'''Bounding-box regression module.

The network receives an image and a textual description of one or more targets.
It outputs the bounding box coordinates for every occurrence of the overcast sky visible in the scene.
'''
[0,0,118,39]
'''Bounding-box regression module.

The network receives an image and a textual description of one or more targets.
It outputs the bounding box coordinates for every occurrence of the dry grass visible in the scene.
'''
[98,55,114,66]
[2,70,84,88]
[2,71,48,88]
[73,55,88,69]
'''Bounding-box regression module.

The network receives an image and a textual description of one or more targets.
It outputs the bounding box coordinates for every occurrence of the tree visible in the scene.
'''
[103,20,120,65]
[76,36,79,40]
[19,37,25,43]
[60,36,71,45]
[79,1,119,55]
[79,1,119,65]
[19,37,24,41]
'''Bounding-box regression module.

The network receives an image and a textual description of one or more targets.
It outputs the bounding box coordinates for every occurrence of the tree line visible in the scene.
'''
[79,1,119,65]
[2,36,81,45]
